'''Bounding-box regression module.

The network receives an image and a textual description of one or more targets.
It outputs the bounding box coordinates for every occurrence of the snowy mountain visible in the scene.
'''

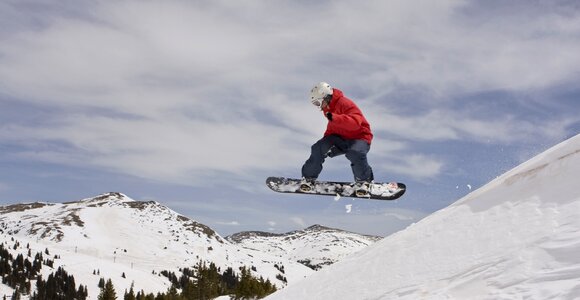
[0,193,314,298]
[227,224,381,270]
[267,133,580,300]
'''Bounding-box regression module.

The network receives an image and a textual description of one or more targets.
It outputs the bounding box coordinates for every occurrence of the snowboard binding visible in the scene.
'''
[354,181,371,197]
[299,177,316,192]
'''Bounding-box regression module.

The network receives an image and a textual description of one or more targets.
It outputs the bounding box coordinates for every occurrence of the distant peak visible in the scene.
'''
[73,192,134,204]
[303,225,381,239]
[305,224,334,231]
[96,192,132,201]
[226,231,283,243]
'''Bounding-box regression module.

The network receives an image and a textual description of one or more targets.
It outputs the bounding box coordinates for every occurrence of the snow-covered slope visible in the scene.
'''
[267,133,580,300]
[0,193,313,298]
[227,225,381,270]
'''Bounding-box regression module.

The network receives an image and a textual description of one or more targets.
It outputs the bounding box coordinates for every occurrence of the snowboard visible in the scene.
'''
[266,177,406,201]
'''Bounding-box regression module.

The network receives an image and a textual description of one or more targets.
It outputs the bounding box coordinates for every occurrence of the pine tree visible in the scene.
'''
[98,279,117,300]
[11,290,21,300]
[124,282,136,300]
[165,286,181,300]
[235,266,253,299]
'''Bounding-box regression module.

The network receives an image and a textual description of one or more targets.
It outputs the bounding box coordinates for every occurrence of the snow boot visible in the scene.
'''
[354,181,371,197]
[300,177,316,192]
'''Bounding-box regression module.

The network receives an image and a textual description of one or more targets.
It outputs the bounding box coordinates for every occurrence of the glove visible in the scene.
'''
[326,145,345,158]
[325,112,333,121]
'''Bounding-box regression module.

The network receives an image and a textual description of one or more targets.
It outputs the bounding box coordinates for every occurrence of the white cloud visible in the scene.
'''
[3,1,579,108]
[369,106,575,145]
[375,154,444,180]
[0,112,309,185]
[290,217,306,228]
[0,1,578,188]
[215,221,240,226]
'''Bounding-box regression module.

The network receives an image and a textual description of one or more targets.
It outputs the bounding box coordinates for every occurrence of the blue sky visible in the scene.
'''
[1,0,579,236]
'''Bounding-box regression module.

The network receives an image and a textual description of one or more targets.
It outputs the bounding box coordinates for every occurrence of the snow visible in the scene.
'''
[2,132,579,299]
[267,133,580,300]
[0,193,314,299]
[0,285,15,299]
[226,225,380,272]
[345,204,352,213]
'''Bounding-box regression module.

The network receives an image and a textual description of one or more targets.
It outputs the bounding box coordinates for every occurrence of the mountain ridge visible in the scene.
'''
[227,223,381,271]
[0,192,382,298]
[0,193,311,298]
[226,224,381,243]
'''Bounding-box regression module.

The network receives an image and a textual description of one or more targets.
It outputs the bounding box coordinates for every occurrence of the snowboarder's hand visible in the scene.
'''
[326,145,345,158]
[326,112,333,121]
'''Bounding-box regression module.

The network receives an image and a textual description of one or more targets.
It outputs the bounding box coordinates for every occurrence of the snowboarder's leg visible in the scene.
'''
[301,135,345,179]
[345,140,374,182]
[345,140,374,196]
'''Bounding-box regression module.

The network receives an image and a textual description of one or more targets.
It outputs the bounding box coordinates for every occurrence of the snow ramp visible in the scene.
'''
[267,133,580,300]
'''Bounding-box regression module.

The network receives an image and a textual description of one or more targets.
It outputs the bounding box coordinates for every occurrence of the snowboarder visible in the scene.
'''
[301,82,374,196]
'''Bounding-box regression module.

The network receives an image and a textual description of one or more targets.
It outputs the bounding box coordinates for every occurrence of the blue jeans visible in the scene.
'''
[301,135,374,182]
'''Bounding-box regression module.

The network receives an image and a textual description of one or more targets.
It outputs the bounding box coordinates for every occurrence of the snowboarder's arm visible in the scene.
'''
[325,107,365,132]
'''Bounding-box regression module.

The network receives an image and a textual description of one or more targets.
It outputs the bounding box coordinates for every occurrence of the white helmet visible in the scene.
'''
[310,82,333,109]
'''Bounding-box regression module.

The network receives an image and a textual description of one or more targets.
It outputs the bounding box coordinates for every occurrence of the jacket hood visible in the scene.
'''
[328,88,344,111]
[331,88,344,101]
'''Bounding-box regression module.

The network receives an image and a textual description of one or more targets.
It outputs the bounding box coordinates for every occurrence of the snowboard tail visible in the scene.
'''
[266,177,406,201]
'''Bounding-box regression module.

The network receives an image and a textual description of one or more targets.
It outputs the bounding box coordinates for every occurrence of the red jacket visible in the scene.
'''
[322,88,373,144]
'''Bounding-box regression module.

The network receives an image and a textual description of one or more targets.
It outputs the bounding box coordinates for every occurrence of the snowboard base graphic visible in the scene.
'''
[266,177,406,201]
